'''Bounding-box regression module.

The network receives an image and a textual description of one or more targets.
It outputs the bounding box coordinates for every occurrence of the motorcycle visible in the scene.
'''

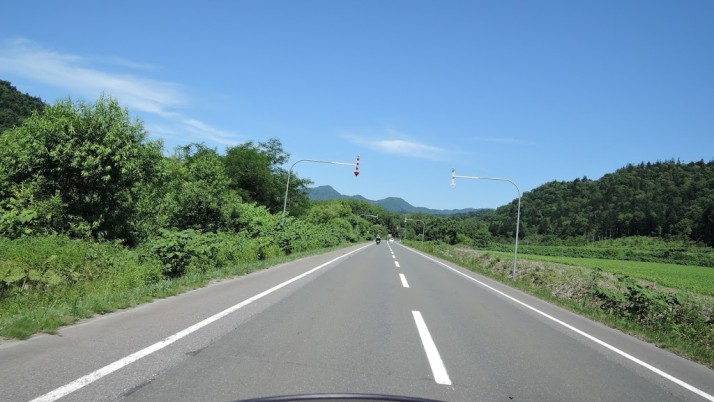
[375,237,381,244]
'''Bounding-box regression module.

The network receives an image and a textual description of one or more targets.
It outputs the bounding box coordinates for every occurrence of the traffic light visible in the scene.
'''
[354,155,360,176]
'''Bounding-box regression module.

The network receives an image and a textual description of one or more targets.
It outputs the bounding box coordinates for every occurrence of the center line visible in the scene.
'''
[399,273,410,288]
[412,311,451,385]
[392,255,396,259]
[394,261,400,268]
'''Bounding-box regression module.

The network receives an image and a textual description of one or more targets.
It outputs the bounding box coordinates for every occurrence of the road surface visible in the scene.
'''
[1,242,712,401]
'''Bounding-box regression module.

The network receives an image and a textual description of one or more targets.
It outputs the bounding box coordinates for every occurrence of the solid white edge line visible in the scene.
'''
[399,273,410,288]
[405,247,714,401]
[394,261,400,268]
[29,244,371,402]
[412,311,451,385]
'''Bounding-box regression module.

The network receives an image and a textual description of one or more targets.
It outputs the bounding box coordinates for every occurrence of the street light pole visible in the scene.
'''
[281,157,359,226]
[404,217,425,245]
[450,168,522,279]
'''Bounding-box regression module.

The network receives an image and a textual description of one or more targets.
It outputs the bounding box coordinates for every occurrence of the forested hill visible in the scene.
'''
[0,80,46,133]
[489,160,714,245]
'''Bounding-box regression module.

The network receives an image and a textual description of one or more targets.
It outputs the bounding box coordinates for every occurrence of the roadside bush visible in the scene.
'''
[590,274,713,349]
[147,229,284,278]
[0,183,63,238]
[277,219,330,254]
[211,233,260,266]
[0,235,163,298]
[223,201,279,237]
[149,229,219,278]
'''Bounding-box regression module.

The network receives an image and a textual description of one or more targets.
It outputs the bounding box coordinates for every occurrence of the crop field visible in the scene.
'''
[510,252,714,296]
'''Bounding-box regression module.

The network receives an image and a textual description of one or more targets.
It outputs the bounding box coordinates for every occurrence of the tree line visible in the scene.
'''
[0,83,494,253]
[346,157,714,249]
[485,161,714,246]
[1,81,711,251]
[0,94,316,246]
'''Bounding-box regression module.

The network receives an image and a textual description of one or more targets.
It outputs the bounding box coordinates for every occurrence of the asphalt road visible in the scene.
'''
[1,242,712,401]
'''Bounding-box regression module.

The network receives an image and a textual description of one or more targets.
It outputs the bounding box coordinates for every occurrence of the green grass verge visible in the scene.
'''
[495,252,714,296]
[486,236,714,267]
[0,243,353,340]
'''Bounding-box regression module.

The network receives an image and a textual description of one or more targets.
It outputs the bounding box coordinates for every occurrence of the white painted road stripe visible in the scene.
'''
[394,261,400,268]
[399,273,410,288]
[29,245,370,402]
[407,248,714,401]
[392,255,396,259]
[412,311,451,385]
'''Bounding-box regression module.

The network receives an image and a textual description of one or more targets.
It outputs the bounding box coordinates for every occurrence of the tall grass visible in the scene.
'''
[0,234,349,339]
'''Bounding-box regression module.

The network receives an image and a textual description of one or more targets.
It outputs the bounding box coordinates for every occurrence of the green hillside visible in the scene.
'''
[0,80,46,133]
[488,160,714,246]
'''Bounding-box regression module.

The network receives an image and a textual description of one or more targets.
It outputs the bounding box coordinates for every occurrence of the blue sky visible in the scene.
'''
[1,1,712,210]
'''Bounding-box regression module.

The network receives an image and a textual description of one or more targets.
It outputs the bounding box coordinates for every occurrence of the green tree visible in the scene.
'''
[224,141,275,204]
[161,144,232,233]
[224,138,311,215]
[0,95,163,242]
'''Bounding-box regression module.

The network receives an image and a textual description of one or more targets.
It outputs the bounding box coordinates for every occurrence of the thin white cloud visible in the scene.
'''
[182,118,241,146]
[373,139,444,157]
[345,133,449,161]
[0,38,242,146]
[98,55,159,71]
[142,119,242,148]
[0,38,186,116]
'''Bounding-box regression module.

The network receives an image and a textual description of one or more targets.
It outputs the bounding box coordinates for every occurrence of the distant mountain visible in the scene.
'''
[307,185,492,216]
[308,185,348,201]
